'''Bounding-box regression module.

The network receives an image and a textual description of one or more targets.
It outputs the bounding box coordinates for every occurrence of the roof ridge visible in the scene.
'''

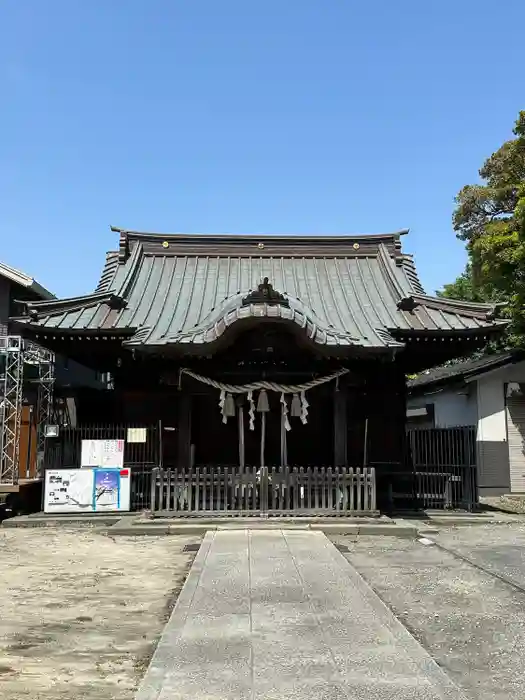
[114,242,144,298]
[111,225,410,244]
[376,244,407,300]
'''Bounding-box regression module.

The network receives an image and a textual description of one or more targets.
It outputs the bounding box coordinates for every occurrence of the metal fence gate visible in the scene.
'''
[43,423,160,511]
[42,423,478,513]
[150,465,377,516]
[406,426,477,510]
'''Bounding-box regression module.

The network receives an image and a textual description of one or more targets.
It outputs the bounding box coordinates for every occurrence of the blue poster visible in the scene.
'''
[93,468,120,510]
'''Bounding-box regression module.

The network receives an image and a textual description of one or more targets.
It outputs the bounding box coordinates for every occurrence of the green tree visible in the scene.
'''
[441,111,525,346]
[438,264,484,302]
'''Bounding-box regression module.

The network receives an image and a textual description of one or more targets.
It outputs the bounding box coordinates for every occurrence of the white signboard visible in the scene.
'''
[127,427,147,443]
[44,467,131,513]
[44,469,93,513]
[81,439,125,468]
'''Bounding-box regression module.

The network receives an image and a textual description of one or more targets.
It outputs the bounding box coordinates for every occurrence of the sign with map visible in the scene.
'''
[44,467,130,513]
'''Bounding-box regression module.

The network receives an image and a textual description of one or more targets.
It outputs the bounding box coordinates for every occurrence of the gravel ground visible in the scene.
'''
[481,495,525,514]
[437,523,525,590]
[332,526,525,700]
[0,527,200,700]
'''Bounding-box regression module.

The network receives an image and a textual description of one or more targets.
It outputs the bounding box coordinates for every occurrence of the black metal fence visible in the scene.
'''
[404,426,478,510]
[42,422,478,513]
[43,423,160,511]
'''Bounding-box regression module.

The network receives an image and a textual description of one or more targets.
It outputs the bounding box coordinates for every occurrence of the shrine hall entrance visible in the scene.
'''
[190,386,335,469]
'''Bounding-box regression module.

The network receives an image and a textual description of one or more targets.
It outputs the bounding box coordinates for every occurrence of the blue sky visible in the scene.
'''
[1,0,523,298]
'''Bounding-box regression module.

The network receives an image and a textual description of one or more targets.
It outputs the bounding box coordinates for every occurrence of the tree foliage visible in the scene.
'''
[438,264,486,303]
[440,111,525,346]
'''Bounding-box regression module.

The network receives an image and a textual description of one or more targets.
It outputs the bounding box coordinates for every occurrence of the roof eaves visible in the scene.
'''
[409,375,469,395]
[21,290,123,310]
[393,322,508,338]
[12,292,127,326]
[462,352,525,383]
[163,301,362,347]
[396,293,507,323]
[0,261,54,300]
[408,352,521,393]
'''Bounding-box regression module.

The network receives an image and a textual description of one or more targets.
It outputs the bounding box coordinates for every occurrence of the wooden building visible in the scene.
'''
[0,261,55,508]
[11,228,506,510]
[0,261,103,513]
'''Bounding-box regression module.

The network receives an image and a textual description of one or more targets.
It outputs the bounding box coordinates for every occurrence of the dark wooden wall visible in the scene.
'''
[71,354,407,479]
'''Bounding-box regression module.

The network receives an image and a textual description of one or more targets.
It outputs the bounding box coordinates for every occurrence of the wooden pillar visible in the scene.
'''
[237,399,245,468]
[280,408,288,467]
[177,393,192,468]
[334,388,347,467]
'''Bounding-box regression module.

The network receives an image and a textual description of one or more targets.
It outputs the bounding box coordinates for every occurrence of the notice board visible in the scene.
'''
[80,439,125,468]
[44,467,131,513]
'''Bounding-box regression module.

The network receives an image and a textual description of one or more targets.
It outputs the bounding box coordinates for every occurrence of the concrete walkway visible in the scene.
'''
[136,530,467,700]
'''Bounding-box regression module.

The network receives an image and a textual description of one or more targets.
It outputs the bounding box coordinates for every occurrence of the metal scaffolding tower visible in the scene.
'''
[0,336,23,484]
[0,336,55,485]
[25,341,55,478]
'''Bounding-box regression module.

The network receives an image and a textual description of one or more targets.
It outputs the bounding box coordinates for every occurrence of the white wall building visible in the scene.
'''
[408,353,525,496]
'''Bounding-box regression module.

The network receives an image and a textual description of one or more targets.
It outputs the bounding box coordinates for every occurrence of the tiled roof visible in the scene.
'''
[94,252,119,293]
[12,229,507,351]
[0,261,54,300]
[408,351,522,392]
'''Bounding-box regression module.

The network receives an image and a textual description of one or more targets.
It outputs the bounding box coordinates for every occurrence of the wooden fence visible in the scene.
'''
[150,465,377,516]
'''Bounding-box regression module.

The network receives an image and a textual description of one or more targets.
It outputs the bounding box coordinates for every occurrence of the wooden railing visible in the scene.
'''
[150,465,377,516]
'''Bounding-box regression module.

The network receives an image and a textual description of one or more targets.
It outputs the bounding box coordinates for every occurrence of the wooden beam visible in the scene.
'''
[334,388,347,467]
[177,393,192,469]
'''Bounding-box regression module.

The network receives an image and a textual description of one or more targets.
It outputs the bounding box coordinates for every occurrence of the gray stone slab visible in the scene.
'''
[254,677,447,700]
[136,529,468,700]
[134,530,216,700]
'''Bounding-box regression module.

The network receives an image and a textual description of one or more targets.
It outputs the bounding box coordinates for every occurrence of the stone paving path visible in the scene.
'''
[136,530,467,700]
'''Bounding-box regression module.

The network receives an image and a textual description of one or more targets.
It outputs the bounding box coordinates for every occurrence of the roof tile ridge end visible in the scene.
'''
[94,250,121,292]
[114,241,144,300]
[377,244,406,300]
[400,254,426,294]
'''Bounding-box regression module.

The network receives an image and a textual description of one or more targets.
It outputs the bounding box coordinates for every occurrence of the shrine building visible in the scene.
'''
[11,227,506,511]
